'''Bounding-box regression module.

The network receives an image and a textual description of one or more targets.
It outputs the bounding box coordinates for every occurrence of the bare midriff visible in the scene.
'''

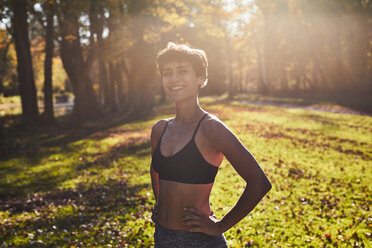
[157,180,214,230]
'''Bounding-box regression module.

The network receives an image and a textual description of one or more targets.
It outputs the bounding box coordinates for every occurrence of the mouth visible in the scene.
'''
[169,85,185,91]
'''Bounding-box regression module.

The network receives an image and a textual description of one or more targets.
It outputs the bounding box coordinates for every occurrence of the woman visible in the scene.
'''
[150,42,272,248]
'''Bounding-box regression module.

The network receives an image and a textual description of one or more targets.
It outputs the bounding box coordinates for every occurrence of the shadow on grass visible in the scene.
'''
[0,137,151,199]
[0,179,153,246]
[76,139,151,173]
[0,108,158,245]
[298,113,341,126]
[0,180,148,214]
[0,110,157,159]
[0,104,155,200]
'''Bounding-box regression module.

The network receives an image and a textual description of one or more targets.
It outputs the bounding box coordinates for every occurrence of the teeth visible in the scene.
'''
[170,86,185,90]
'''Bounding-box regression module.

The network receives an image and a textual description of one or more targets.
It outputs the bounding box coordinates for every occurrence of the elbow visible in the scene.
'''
[261,177,272,196]
[244,176,272,197]
[266,181,272,194]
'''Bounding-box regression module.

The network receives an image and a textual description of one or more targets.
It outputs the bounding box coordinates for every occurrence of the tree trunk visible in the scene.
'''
[99,60,111,109]
[108,61,118,112]
[43,1,55,122]
[116,59,128,108]
[0,39,12,94]
[225,35,235,99]
[90,1,114,111]
[58,3,100,121]
[348,9,370,95]
[127,41,155,117]
[11,0,39,123]
[254,36,268,94]
[293,55,305,93]
[279,70,288,93]
[59,39,100,121]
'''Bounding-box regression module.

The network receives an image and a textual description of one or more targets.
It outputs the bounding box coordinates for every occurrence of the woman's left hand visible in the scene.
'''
[181,207,222,236]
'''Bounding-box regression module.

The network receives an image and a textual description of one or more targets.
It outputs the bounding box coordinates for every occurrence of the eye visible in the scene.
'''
[162,72,171,78]
[179,69,188,75]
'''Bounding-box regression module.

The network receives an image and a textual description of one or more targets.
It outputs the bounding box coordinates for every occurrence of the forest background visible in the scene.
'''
[1,0,371,124]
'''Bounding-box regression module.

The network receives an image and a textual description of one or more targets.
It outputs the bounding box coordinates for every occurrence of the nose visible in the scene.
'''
[169,72,180,83]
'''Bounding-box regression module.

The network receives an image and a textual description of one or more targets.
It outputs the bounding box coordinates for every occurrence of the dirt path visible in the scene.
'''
[236,99,371,116]
[0,102,74,116]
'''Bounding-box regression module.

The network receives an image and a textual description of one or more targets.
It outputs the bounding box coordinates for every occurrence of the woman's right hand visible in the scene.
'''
[151,202,159,223]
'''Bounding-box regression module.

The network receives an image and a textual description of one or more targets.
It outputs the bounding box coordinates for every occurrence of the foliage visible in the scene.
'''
[1,0,372,122]
[0,30,18,96]
[251,0,372,95]
[0,99,371,247]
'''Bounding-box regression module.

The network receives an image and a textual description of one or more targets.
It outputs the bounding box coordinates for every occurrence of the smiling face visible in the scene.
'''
[161,60,205,103]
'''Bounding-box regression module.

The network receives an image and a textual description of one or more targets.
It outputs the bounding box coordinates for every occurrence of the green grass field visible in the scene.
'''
[1,98,371,247]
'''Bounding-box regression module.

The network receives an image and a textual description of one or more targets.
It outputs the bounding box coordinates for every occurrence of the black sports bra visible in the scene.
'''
[152,114,218,184]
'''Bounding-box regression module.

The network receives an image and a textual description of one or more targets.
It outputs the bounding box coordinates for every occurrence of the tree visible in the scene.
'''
[0,29,13,94]
[57,0,100,121]
[10,0,39,122]
[42,0,55,122]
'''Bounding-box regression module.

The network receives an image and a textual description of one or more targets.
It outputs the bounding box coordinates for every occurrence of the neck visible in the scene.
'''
[173,96,204,125]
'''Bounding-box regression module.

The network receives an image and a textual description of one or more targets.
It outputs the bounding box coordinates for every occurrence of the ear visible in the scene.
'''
[197,75,206,87]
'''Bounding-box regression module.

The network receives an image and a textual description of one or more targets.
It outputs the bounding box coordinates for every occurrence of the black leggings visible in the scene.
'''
[154,223,228,248]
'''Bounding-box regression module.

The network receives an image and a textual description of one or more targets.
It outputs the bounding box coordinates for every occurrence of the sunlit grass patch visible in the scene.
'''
[204,99,371,247]
[0,98,371,247]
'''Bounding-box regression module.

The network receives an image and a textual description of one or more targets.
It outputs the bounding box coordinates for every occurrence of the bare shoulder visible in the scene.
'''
[152,119,168,134]
[151,119,168,141]
[200,113,241,153]
[150,119,169,153]
[201,113,230,138]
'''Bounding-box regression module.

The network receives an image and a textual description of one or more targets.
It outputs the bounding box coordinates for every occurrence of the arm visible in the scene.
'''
[215,124,272,233]
[149,120,167,222]
[182,118,271,235]
[150,165,159,202]
[150,163,159,223]
[150,120,166,202]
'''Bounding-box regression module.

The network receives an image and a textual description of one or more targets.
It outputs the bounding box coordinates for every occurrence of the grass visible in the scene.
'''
[0,97,371,247]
